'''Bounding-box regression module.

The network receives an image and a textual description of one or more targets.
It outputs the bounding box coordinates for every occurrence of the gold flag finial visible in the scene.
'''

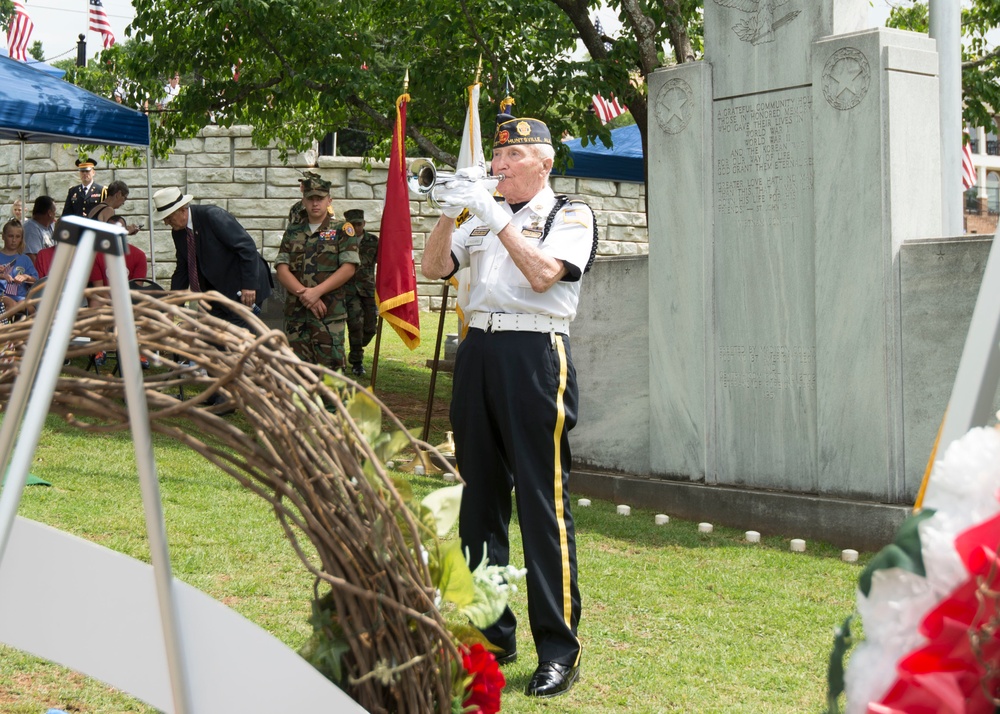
[403,68,409,94]
[474,55,482,85]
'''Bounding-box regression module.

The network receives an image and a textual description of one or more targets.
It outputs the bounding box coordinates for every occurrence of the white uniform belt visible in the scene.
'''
[468,311,570,334]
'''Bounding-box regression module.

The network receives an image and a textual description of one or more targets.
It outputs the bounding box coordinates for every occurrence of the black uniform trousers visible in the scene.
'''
[452,327,582,667]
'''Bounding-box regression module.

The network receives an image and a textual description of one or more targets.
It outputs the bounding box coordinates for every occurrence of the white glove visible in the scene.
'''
[440,202,465,219]
[438,168,483,218]
[435,178,509,234]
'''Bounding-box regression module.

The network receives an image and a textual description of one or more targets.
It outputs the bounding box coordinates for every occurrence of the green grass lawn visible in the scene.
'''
[0,313,863,713]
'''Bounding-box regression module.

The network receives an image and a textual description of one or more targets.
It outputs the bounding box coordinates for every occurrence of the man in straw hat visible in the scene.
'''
[421,113,598,698]
[63,157,107,218]
[153,186,272,328]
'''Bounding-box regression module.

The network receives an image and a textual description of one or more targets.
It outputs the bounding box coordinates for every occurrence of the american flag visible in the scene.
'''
[592,93,627,124]
[6,1,34,62]
[962,133,977,191]
[89,0,115,49]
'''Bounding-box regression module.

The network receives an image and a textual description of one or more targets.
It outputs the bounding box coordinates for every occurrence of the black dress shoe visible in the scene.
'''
[525,661,579,698]
[493,647,517,665]
[204,392,236,416]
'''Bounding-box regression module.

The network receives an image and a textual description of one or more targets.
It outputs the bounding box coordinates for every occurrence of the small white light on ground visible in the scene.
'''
[386,461,395,470]
[698,522,713,534]
[655,514,669,525]
[745,530,760,543]
[616,505,631,516]
[577,498,591,507]
[841,549,859,563]
[442,472,456,482]
[414,465,425,476]
[790,538,806,552]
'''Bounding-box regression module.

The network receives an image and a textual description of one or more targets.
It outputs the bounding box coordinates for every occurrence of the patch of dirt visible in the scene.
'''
[377,392,449,425]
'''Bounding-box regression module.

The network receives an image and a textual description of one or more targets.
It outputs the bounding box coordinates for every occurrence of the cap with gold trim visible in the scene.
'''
[493,114,552,149]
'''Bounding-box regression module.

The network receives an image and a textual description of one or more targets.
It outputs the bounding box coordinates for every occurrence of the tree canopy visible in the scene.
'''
[54,0,998,166]
[77,0,699,165]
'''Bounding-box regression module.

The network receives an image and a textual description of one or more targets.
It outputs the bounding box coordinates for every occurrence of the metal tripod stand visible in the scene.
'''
[0,216,193,714]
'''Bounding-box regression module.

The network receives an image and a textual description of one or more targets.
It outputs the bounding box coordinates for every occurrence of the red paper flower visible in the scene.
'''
[461,643,505,714]
[871,510,1000,713]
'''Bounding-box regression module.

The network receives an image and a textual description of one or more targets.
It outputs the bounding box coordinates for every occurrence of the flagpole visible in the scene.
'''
[929,0,963,235]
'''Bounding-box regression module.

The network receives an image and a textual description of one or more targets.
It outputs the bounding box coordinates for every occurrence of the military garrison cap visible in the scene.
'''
[493,114,552,149]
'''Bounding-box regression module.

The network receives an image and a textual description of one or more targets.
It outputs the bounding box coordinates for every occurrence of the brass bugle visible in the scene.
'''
[406,158,504,208]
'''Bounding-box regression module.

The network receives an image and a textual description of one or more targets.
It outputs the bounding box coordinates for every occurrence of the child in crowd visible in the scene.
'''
[0,219,38,304]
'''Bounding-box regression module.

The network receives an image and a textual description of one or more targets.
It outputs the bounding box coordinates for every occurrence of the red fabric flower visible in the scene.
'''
[462,643,505,714]
[870,511,1000,713]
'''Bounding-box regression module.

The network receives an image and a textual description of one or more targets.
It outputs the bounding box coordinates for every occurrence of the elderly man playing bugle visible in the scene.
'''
[421,113,597,699]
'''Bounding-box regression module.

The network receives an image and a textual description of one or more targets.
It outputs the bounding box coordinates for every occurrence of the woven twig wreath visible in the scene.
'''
[0,288,460,713]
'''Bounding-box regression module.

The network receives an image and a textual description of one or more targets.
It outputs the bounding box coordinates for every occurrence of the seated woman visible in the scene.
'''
[0,219,38,305]
[87,180,140,235]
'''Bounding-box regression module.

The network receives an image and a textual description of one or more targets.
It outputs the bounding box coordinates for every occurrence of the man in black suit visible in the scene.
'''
[63,157,107,217]
[153,186,272,328]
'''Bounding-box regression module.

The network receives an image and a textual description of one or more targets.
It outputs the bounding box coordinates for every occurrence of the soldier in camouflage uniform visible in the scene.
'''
[274,177,359,370]
[287,171,335,227]
[342,208,379,377]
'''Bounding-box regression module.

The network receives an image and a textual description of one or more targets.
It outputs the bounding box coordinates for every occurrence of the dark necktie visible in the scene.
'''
[186,228,201,291]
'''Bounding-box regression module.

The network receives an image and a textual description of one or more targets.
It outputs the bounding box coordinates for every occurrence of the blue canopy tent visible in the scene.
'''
[559,123,644,183]
[0,55,148,145]
[0,50,66,78]
[0,54,154,267]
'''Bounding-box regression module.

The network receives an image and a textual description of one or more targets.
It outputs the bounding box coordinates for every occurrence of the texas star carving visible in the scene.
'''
[713,0,801,45]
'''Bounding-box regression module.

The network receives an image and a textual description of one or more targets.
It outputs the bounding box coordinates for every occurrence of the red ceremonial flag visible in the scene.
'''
[89,0,115,49]
[6,1,34,62]
[592,92,627,125]
[376,93,421,349]
[962,133,977,191]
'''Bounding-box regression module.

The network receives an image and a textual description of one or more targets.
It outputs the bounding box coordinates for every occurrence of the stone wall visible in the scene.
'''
[0,125,648,309]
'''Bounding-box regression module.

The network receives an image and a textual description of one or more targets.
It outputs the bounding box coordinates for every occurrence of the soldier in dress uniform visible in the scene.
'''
[63,157,107,218]
[342,208,379,377]
[421,113,597,699]
[274,176,359,370]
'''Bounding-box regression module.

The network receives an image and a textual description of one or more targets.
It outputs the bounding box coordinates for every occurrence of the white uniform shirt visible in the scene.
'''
[161,84,180,106]
[450,186,593,321]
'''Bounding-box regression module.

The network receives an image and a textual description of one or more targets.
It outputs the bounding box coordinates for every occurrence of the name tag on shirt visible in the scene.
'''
[521,229,542,239]
[467,226,489,247]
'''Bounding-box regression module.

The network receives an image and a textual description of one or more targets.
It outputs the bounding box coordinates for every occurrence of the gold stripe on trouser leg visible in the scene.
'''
[552,335,572,628]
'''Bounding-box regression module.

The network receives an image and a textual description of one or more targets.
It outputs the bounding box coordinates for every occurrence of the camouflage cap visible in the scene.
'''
[302,176,332,198]
[343,209,365,222]
[299,170,323,184]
